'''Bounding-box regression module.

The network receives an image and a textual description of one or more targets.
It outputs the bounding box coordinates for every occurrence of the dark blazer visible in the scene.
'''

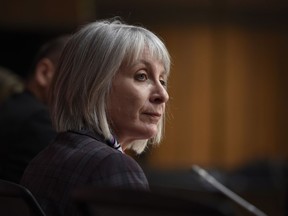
[0,90,56,183]
[20,129,149,216]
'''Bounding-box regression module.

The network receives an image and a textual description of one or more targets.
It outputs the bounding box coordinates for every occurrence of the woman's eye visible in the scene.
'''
[135,73,148,81]
[160,79,167,87]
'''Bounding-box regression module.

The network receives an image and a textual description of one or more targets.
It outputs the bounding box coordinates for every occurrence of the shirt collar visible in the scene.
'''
[106,136,123,153]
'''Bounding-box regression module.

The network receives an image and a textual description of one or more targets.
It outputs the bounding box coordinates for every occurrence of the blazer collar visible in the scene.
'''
[68,129,123,153]
[69,128,106,143]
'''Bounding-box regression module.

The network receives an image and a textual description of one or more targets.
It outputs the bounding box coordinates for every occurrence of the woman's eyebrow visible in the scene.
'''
[132,59,167,75]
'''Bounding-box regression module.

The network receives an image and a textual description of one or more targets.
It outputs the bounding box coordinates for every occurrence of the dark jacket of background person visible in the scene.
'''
[0,35,70,183]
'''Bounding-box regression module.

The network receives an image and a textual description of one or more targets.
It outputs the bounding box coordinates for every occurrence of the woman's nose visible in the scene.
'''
[150,83,169,104]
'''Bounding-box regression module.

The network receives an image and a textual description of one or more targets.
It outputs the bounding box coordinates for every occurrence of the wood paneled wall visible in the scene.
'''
[146,24,288,170]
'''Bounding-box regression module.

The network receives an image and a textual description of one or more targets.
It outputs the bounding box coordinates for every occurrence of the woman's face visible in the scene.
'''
[107,51,169,149]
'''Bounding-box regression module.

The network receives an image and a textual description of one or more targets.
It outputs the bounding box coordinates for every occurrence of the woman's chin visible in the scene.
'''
[143,127,158,139]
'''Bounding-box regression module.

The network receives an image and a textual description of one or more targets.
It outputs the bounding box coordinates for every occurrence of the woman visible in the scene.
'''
[21,18,171,216]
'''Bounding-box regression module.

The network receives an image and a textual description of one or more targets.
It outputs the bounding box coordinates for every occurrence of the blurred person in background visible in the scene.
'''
[0,35,70,183]
[21,18,171,216]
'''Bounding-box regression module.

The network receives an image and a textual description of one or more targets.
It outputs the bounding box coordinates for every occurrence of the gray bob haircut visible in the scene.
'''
[50,18,171,154]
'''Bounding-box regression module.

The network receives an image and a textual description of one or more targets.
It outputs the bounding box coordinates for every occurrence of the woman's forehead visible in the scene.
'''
[128,48,167,70]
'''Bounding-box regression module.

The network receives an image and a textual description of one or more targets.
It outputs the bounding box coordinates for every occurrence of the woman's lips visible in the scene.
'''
[142,112,161,122]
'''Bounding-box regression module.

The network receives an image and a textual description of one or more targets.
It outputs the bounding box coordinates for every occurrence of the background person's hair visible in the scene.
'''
[50,18,171,154]
[27,35,71,80]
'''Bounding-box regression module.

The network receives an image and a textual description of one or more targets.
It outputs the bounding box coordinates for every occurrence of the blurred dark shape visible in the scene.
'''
[144,159,288,216]
[0,178,46,216]
[0,66,24,104]
[0,29,70,79]
[73,186,232,216]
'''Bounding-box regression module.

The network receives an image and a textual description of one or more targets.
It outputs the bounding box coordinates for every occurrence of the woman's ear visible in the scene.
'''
[34,58,55,88]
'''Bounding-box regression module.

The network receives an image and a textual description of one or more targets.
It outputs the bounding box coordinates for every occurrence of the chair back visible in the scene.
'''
[0,179,46,216]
